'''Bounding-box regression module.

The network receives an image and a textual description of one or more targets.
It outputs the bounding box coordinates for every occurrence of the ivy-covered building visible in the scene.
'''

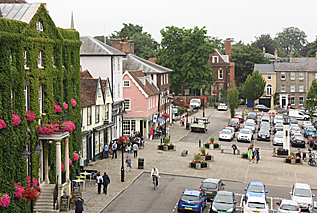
[0,3,81,212]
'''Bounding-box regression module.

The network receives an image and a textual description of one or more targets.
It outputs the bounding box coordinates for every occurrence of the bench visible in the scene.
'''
[221,149,240,155]
[181,150,188,157]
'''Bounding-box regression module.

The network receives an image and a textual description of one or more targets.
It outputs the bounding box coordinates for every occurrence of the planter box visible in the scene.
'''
[201,162,208,168]
[204,144,211,149]
[213,144,221,149]
[285,158,301,164]
[157,145,164,150]
[285,158,291,163]
[189,162,209,169]
[163,146,168,151]
[241,154,248,159]
[296,159,301,164]
[168,145,174,150]
[190,162,196,168]
[291,159,296,165]
[205,155,212,161]
[277,150,288,155]
[158,145,175,151]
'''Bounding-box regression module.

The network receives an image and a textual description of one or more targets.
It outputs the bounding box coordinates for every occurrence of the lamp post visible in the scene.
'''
[20,128,42,213]
[283,115,290,156]
[185,84,189,125]
[118,108,127,183]
[162,93,168,138]
[202,81,206,117]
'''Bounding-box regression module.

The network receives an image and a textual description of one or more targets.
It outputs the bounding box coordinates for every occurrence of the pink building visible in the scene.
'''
[122,70,160,138]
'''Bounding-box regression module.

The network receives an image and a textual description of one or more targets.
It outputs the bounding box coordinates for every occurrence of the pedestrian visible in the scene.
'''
[102,172,110,195]
[131,130,135,137]
[112,141,117,159]
[255,148,260,164]
[166,126,170,137]
[248,148,253,164]
[133,143,138,157]
[149,128,154,140]
[126,155,132,172]
[181,116,185,126]
[104,143,108,159]
[231,143,237,155]
[127,143,131,155]
[75,197,84,213]
[139,137,143,149]
[96,172,103,194]
[135,131,139,138]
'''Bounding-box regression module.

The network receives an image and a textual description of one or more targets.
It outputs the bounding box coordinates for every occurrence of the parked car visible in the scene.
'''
[190,99,201,109]
[258,122,271,132]
[178,190,207,212]
[304,127,317,138]
[257,129,270,141]
[244,121,256,133]
[219,129,234,141]
[218,103,228,111]
[237,129,253,142]
[210,191,237,213]
[291,134,306,148]
[228,118,240,131]
[244,181,268,199]
[247,112,257,124]
[273,123,284,134]
[243,196,269,213]
[233,115,244,124]
[290,117,299,125]
[303,125,313,132]
[302,121,312,129]
[273,131,284,146]
[253,104,270,112]
[289,111,310,120]
[290,183,315,212]
[313,121,317,129]
[290,126,301,135]
[273,115,283,125]
[276,200,300,213]
[199,178,225,201]
[225,126,236,138]
[235,111,244,121]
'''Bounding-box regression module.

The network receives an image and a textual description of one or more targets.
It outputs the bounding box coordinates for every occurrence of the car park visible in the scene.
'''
[219,129,234,141]
[247,112,257,124]
[303,125,313,132]
[304,127,317,138]
[243,196,269,213]
[274,115,283,125]
[253,104,271,112]
[178,190,207,212]
[244,181,268,199]
[291,134,306,148]
[259,122,271,132]
[237,129,253,142]
[199,178,225,201]
[290,118,299,125]
[290,183,315,212]
[228,118,240,131]
[273,131,284,146]
[289,110,310,120]
[257,129,270,141]
[302,121,312,129]
[225,126,235,138]
[276,200,300,213]
[244,120,256,133]
[273,123,284,134]
[210,191,237,213]
[218,103,228,111]
[291,133,303,140]
[290,126,301,135]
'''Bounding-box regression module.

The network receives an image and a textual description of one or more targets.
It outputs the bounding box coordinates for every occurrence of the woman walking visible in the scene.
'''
[248,148,253,164]
[126,155,132,172]
[149,128,154,140]
[126,143,131,155]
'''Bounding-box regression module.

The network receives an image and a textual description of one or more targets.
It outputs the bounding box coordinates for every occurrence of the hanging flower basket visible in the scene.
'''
[0,192,11,207]
[12,112,21,127]
[0,119,6,130]
[38,123,59,135]
[117,136,130,145]
[201,96,207,101]
[26,111,35,122]
[22,185,41,202]
[63,101,68,110]
[73,151,79,162]
[54,101,62,113]
[161,113,170,120]
[71,99,77,107]
[184,104,190,109]
[59,121,76,132]
[14,182,25,198]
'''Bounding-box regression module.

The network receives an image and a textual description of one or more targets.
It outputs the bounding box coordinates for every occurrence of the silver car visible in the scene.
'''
[276,200,301,213]
[273,131,284,146]
[219,129,234,141]
[244,121,256,133]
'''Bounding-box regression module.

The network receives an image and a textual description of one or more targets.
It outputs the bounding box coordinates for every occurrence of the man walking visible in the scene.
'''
[112,141,117,159]
[102,172,110,195]
[231,143,237,155]
[75,197,84,213]
[104,143,108,159]
[133,143,139,158]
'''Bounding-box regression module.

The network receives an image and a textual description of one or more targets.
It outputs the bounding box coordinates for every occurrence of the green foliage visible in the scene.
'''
[273,92,280,106]
[306,79,317,118]
[227,81,240,118]
[252,34,278,55]
[164,136,170,144]
[242,70,266,102]
[156,26,215,95]
[193,153,203,161]
[209,136,214,143]
[290,151,296,157]
[200,146,206,155]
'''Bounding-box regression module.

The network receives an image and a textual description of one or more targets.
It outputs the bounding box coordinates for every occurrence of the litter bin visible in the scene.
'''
[186,123,190,130]
[138,158,144,169]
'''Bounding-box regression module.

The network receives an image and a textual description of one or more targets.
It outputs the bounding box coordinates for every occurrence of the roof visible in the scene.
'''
[80,70,105,107]
[0,3,41,23]
[274,63,309,72]
[280,200,299,205]
[254,64,275,74]
[215,49,229,63]
[148,58,157,63]
[80,36,126,56]
[247,196,266,203]
[216,191,233,196]
[307,58,317,71]
[124,70,160,97]
[123,54,172,74]
[183,190,200,196]
[81,70,93,79]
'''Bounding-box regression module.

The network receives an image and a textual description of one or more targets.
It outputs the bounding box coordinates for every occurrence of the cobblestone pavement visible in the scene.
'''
[66,107,317,213]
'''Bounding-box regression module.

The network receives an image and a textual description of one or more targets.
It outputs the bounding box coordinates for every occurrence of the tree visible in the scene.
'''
[275,26,307,55]
[242,70,266,103]
[231,41,270,78]
[109,23,158,59]
[252,34,278,55]
[156,26,215,95]
[306,79,317,119]
[227,81,240,118]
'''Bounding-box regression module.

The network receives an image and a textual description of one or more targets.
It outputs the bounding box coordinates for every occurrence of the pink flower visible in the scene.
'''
[0,119,6,130]
[59,121,76,132]
[26,111,35,122]
[0,192,11,207]
[61,162,64,172]
[71,99,77,107]
[27,176,38,187]
[73,151,79,161]
[14,182,25,198]
[54,101,62,113]
[12,113,21,127]
[69,158,72,166]
[63,101,68,111]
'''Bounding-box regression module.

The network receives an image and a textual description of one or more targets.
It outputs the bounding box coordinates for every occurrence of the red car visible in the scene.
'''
[233,115,243,123]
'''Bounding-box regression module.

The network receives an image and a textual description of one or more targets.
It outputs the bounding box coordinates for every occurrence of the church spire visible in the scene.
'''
[70,11,74,30]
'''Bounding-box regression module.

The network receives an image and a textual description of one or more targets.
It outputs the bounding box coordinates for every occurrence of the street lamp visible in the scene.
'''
[118,108,127,182]
[162,93,168,138]
[283,115,290,155]
[202,81,206,117]
[185,83,190,128]
[20,128,42,213]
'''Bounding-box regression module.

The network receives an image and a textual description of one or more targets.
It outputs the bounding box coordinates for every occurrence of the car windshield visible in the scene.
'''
[220,104,226,106]
[182,195,199,201]
[294,136,304,140]
[214,195,233,204]
[248,202,265,209]
[248,185,264,193]
[248,114,256,119]
[245,123,254,127]
[304,122,311,125]
[202,182,217,189]
[308,127,316,131]
[229,121,238,125]
[275,116,283,120]
[240,130,250,134]
[275,134,283,138]
[191,100,199,103]
[259,130,268,134]
[221,130,231,134]
[294,188,311,197]
[281,204,297,211]
[261,123,270,127]
[276,123,283,127]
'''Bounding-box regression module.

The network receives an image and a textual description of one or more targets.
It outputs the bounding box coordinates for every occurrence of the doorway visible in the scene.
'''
[140,120,143,137]
[87,135,92,162]
[282,97,286,108]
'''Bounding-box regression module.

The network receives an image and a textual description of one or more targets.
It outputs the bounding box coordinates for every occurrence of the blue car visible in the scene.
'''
[178,190,207,212]
[244,181,268,199]
[305,127,317,138]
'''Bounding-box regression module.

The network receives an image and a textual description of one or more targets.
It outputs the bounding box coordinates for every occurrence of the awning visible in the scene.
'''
[93,123,114,132]
[148,116,165,124]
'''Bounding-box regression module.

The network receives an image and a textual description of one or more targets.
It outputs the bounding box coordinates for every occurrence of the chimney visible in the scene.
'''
[263,47,266,55]
[290,51,293,59]
[225,40,231,62]
[128,40,134,54]
[110,38,121,51]
[110,38,134,55]
[274,48,278,62]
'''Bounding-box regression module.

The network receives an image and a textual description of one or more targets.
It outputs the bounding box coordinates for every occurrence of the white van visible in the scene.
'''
[290,183,315,211]
[289,111,310,120]
[189,99,201,109]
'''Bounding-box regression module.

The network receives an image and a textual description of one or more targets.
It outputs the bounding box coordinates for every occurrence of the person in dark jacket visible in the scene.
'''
[75,197,84,213]
[102,172,111,195]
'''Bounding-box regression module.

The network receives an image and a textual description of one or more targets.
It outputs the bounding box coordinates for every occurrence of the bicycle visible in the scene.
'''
[152,175,158,190]
[308,150,316,166]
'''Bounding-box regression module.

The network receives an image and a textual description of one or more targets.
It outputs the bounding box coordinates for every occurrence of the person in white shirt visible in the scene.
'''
[151,167,159,187]
[132,143,139,157]
[96,172,103,194]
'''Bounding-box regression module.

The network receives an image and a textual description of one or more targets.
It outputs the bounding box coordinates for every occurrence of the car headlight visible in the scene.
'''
[212,206,217,211]
[227,208,233,212]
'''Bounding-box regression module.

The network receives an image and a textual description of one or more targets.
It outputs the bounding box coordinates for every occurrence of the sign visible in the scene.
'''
[153,114,158,123]
[72,182,82,198]
[60,196,69,211]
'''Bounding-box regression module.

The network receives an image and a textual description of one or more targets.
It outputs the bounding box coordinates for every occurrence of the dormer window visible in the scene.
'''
[212,56,219,63]
[38,51,43,68]
[36,21,43,31]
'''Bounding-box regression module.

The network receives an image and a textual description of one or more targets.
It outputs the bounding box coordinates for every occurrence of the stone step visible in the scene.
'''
[37,198,54,203]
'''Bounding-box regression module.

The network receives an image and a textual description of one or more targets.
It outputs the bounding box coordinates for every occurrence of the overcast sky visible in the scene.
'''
[28,0,317,45]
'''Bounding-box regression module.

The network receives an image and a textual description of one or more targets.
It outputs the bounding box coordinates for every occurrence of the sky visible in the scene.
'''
[28,0,317,45]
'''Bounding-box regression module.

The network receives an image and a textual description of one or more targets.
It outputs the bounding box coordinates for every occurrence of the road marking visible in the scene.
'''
[239,195,244,207]
[194,170,198,176]
[245,163,250,183]
[294,169,298,183]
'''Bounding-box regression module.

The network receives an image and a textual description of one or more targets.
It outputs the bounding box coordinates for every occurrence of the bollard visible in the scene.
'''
[199,140,201,147]
[160,137,163,145]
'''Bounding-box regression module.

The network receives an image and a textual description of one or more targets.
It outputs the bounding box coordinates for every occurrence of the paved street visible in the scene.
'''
[67,106,317,213]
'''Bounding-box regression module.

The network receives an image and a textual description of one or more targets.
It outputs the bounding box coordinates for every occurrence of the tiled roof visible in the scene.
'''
[0,3,41,23]
[80,36,126,56]
[307,58,317,71]
[81,70,93,79]
[123,54,172,74]
[254,64,275,74]
[148,58,157,63]
[81,78,98,108]
[101,79,107,95]
[127,70,160,96]
[274,63,308,72]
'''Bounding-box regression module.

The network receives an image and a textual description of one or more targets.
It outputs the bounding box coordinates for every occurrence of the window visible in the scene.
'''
[117,83,120,99]
[24,84,29,111]
[38,51,43,68]
[299,84,304,92]
[123,120,136,135]
[36,21,43,31]
[290,84,295,92]
[118,58,120,72]
[290,72,295,80]
[38,85,44,114]
[212,56,219,63]
[281,72,285,80]
[113,58,116,73]
[164,74,166,84]
[24,51,29,69]
[299,72,304,80]
[87,106,92,125]
[161,75,163,85]
[218,69,223,79]
[299,97,304,105]
[267,74,271,80]
[281,84,286,92]
[266,85,272,96]
[148,98,151,110]
[291,97,295,105]
[156,96,158,106]
[95,105,100,123]
[124,99,130,110]
[123,80,130,87]
[105,104,109,120]
[166,74,168,84]
[152,96,155,108]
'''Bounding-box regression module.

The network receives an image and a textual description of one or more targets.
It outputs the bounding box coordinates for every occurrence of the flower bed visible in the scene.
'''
[285,156,301,164]
[157,137,175,151]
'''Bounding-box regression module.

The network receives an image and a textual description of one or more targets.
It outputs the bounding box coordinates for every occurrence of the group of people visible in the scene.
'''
[247,144,260,164]
[149,125,170,140]
[103,137,144,159]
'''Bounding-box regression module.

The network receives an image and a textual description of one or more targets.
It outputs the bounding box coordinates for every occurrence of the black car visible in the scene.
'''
[257,129,270,141]
[273,123,283,134]
[228,119,240,131]
[247,112,257,124]
[291,135,306,148]
[210,191,237,213]
[253,104,270,112]
[200,179,225,201]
